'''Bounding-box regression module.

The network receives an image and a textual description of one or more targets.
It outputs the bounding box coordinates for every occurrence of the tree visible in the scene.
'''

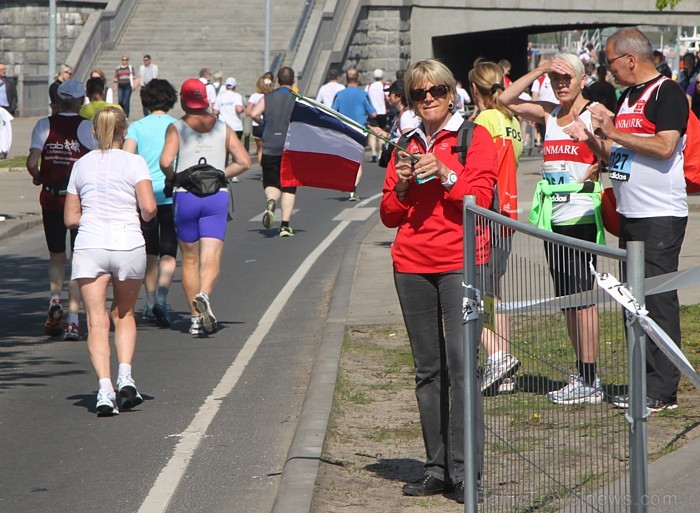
[656,0,681,9]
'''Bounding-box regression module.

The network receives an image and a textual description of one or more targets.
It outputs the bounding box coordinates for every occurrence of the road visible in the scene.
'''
[0,164,384,513]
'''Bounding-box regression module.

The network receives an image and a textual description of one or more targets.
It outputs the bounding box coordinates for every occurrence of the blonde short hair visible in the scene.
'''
[404,59,457,111]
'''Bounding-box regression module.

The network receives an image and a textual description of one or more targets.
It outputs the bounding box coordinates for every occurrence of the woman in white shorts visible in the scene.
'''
[64,106,156,416]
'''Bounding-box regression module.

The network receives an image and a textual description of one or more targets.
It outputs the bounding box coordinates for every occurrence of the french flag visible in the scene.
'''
[280,101,366,192]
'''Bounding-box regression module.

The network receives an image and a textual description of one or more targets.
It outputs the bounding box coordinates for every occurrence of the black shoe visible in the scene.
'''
[402,475,447,496]
[446,481,484,504]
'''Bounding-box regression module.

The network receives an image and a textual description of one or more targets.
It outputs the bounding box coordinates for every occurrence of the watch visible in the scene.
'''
[442,171,458,187]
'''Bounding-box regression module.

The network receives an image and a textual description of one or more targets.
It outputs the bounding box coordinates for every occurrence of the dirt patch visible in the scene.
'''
[312,323,700,513]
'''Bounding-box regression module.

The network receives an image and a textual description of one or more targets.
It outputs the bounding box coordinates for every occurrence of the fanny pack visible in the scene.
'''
[166,157,227,198]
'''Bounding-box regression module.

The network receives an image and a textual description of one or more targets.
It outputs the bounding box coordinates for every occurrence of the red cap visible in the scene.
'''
[180,78,209,109]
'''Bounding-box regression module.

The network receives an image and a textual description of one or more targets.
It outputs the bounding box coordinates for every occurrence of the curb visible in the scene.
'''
[271,213,378,513]
[0,216,42,242]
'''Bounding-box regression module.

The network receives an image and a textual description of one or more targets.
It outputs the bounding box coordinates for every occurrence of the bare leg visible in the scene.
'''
[179,240,200,316]
[481,311,511,356]
[198,238,224,296]
[564,305,599,363]
[280,190,296,223]
[48,251,66,297]
[111,278,142,367]
[78,276,111,379]
[143,254,159,300]
[157,255,177,290]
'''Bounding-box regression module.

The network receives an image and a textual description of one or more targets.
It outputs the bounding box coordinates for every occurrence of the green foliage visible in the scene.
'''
[656,0,682,10]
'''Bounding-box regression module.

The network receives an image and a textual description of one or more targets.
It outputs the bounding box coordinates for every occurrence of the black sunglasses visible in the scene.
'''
[410,84,449,102]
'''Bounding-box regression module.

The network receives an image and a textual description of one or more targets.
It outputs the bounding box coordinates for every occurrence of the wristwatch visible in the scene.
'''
[442,171,458,187]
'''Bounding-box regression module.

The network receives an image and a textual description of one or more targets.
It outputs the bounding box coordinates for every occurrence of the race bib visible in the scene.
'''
[542,162,570,185]
[608,145,633,182]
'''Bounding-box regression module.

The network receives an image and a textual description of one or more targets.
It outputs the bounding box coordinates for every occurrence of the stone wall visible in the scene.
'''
[0,1,102,115]
[342,7,411,85]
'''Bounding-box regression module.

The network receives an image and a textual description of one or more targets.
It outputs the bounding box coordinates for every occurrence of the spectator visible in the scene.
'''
[79,77,121,121]
[0,62,18,116]
[198,68,217,110]
[582,28,689,412]
[139,55,159,116]
[653,50,673,78]
[380,58,497,504]
[88,69,114,104]
[366,68,388,162]
[113,56,139,118]
[49,64,73,115]
[64,106,156,416]
[686,76,700,117]
[585,65,618,113]
[498,59,513,88]
[678,52,699,91]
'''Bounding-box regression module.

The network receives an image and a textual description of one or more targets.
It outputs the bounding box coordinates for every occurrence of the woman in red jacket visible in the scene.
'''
[380,59,498,504]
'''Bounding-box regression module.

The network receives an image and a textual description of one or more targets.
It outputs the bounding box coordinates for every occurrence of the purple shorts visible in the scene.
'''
[173,190,228,243]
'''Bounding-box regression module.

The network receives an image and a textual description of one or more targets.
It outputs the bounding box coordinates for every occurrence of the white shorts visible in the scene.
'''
[72,246,147,281]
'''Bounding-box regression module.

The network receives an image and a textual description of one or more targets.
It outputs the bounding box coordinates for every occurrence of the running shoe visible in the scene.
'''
[611,394,678,412]
[44,299,63,337]
[370,154,378,163]
[152,300,172,328]
[193,292,217,334]
[96,390,119,417]
[497,377,517,395]
[279,226,294,237]
[63,322,81,341]
[116,374,144,410]
[262,198,276,229]
[348,192,360,202]
[229,176,240,183]
[547,375,604,405]
[481,353,520,396]
[142,303,156,322]
[189,316,205,335]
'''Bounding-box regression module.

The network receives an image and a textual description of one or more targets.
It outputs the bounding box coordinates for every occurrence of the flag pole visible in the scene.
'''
[291,91,417,161]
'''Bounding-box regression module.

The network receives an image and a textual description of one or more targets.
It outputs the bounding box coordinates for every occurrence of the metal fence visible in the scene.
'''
[462,197,649,513]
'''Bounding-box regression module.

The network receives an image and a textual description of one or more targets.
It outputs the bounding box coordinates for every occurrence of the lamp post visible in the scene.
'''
[49,0,56,115]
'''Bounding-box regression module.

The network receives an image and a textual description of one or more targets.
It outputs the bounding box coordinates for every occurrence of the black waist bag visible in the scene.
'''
[170,157,227,197]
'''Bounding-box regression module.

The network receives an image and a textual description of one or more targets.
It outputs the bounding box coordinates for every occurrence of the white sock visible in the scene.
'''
[118,363,132,378]
[50,295,61,305]
[99,378,114,394]
[67,312,78,325]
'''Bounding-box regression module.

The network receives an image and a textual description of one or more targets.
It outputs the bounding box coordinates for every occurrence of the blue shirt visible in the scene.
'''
[332,86,376,126]
[125,113,177,205]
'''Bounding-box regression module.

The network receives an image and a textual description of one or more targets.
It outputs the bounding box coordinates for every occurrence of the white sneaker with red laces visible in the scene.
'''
[63,322,81,341]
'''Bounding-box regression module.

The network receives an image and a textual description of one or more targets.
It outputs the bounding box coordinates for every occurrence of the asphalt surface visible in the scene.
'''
[2,115,700,512]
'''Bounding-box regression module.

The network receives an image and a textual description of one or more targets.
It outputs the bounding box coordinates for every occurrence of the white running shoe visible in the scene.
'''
[189,316,205,335]
[262,198,276,229]
[481,353,520,396]
[193,292,217,333]
[116,374,144,410]
[548,375,604,405]
[96,390,119,416]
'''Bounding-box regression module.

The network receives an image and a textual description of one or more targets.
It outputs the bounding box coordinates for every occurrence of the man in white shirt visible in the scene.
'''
[139,55,159,116]
[213,77,244,139]
[199,68,217,110]
[316,69,345,107]
[366,68,387,162]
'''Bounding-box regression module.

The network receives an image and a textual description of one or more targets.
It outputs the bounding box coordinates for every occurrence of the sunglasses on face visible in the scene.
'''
[409,84,448,102]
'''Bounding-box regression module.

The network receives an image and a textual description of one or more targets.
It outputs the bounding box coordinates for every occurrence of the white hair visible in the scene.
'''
[555,53,585,79]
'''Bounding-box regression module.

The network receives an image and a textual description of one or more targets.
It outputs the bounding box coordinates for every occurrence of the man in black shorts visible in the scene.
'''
[250,66,298,237]
[26,79,95,339]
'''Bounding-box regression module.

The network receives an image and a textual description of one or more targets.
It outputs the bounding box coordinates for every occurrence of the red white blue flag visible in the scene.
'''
[280,101,366,192]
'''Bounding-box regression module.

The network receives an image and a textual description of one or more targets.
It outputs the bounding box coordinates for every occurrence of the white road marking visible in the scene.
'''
[138,192,381,513]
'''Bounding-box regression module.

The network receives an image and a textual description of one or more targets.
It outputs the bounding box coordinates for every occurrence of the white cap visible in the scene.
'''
[373,68,383,79]
[225,77,237,88]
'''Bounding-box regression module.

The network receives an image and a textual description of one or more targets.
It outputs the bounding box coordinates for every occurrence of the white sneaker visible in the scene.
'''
[193,292,217,333]
[497,377,517,395]
[189,316,205,335]
[96,390,119,416]
[116,374,144,410]
[481,353,520,396]
[548,375,604,405]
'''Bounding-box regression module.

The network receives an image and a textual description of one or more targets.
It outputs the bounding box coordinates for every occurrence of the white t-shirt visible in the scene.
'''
[214,90,244,131]
[456,87,471,114]
[316,81,345,107]
[366,80,387,115]
[247,92,264,127]
[67,149,151,250]
[200,77,217,105]
[399,109,420,133]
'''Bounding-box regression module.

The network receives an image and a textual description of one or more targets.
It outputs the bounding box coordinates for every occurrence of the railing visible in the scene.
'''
[462,197,649,512]
[65,0,138,82]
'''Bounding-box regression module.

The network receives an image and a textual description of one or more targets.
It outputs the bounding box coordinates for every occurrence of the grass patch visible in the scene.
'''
[0,156,25,168]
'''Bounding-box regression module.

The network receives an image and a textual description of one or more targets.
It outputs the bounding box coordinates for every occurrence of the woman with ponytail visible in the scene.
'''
[64,106,156,416]
[468,59,524,396]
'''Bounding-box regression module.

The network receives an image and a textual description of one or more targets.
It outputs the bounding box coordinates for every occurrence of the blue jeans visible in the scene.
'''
[117,84,132,118]
[393,269,485,484]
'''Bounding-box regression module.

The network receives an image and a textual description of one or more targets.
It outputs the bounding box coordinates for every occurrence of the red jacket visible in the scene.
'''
[380,115,498,273]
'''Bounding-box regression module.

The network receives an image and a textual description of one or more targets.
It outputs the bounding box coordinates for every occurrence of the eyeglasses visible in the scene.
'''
[606,53,629,66]
[409,84,449,102]
[122,58,129,62]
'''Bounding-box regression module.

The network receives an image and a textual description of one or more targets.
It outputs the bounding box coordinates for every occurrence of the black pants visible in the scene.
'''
[394,270,485,485]
[619,215,687,403]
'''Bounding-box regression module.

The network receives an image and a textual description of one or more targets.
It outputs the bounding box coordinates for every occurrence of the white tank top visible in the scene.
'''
[174,118,227,174]
[610,77,687,218]
[542,105,598,224]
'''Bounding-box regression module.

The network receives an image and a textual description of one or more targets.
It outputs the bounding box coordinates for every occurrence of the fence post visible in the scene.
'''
[627,241,648,513]
[463,195,480,512]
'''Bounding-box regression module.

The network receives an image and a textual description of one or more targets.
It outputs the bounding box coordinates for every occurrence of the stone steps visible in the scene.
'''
[92,0,308,121]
